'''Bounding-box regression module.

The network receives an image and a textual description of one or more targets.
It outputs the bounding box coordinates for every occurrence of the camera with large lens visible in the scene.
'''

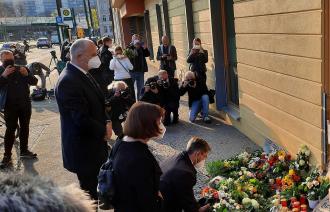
[120,89,129,98]
[157,79,169,89]
[146,81,158,90]
[188,80,195,87]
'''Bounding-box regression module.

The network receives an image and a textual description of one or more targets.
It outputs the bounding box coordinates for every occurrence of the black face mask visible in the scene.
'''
[2,59,14,68]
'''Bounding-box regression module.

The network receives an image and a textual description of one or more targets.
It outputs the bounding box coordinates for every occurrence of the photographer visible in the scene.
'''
[156,35,177,78]
[106,81,135,139]
[27,62,51,89]
[157,70,180,125]
[140,76,162,106]
[187,38,208,82]
[10,45,27,66]
[0,50,38,167]
[179,71,211,124]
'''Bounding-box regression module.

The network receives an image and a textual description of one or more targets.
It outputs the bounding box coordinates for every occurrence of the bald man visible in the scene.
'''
[55,39,112,200]
[156,35,177,78]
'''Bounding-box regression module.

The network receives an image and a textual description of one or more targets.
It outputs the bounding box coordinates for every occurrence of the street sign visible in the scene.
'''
[56,16,63,24]
[60,8,74,29]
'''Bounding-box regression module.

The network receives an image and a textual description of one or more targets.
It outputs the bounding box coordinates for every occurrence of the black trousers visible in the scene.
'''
[164,102,179,124]
[4,103,31,157]
[77,169,100,200]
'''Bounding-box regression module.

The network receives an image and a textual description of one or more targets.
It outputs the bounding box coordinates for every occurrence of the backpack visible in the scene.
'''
[97,139,122,210]
[31,88,47,101]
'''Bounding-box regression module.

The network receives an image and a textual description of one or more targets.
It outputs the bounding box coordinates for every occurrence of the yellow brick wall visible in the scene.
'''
[233,0,323,164]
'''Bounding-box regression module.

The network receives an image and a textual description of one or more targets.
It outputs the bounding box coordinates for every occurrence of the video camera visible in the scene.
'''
[50,50,57,60]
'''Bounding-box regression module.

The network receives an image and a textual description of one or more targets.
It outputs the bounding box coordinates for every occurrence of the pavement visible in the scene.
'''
[0,47,259,207]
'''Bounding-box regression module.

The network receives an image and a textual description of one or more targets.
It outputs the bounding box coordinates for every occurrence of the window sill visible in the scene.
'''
[222,105,241,121]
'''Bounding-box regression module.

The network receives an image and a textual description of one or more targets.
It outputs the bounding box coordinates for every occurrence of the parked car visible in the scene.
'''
[37,38,52,48]
[0,42,16,51]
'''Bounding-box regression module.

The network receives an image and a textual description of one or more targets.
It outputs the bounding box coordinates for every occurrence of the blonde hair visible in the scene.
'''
[108,81,128,91]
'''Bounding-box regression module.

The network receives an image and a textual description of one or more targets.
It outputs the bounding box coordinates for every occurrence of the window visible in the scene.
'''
[104,26,108,33]
[103,15,107,22]
[222,0,239,105]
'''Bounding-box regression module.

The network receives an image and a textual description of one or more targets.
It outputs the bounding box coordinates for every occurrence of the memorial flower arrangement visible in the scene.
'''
[201,145,330,211]
[123,48,134,59]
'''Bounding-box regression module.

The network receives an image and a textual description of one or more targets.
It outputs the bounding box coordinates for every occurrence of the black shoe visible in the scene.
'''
[20,150,37,159]
[203,116,212,124]
[0,156,12,168]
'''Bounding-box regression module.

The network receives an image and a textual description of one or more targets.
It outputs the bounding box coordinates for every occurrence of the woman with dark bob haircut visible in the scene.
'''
[112,102,165,212]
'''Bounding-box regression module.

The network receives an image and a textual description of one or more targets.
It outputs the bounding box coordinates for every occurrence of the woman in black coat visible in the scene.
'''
[187,38,208,81]
[112,102,165,212]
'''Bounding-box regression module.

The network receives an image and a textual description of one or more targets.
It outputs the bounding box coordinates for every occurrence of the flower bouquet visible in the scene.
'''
[201,145,330,211]
[123,48,134,60]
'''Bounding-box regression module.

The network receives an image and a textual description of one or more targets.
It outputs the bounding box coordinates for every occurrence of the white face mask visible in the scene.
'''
[153,123,166,140]
[88,56,101,69]
[193,45,201,50]
[195,159,205,169]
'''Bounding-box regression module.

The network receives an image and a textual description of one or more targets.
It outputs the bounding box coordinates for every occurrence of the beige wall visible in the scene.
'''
[233,0,323,164]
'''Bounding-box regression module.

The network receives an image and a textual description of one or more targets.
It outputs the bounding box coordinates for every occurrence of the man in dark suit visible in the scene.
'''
[160,137,211,212]
[55,39,112,200]
[99,37,114,86]
[156,35,178,78]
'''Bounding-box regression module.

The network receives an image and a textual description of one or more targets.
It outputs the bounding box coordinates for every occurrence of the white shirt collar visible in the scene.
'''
[71,62,88,75]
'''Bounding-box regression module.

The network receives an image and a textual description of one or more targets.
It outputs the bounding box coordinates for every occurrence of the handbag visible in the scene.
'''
[208,89,216,104]
[116,58,130,74]
[97,139,122,210]
[0,85,8,110]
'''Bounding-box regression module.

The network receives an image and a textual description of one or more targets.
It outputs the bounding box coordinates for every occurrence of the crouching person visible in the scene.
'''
[157,70,180,125]
[179,71,211,123]
[106,81,135,139]
[160,137,211,212]
[140,76,162,106]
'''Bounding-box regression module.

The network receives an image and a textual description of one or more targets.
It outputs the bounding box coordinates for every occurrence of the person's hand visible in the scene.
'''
[19,67,28,76]
[144,85,151,92]
[167,55,172,60]
[182,80,189,88]
[1,66,15,78]
[104,121,112,141]
[158,191,163,200]
[114,90,120,97]
[191,49,198,54]
[199,204,210,212]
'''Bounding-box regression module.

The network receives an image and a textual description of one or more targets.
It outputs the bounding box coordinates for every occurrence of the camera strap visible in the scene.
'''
[116,59,130,74]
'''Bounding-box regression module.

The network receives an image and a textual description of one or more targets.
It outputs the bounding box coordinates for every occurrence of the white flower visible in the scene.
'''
[251,199,260,209]
[213,203,221,209]
[307,182,313,189]
[305,149,311,156]
[236,205,241,210]
[269,179,275,184]
[313,180,320,186]
[229,199,235,204]
[242,198,251,205]
[299,160,305,166]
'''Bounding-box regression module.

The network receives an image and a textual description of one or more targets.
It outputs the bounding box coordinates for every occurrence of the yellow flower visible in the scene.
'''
[289,169,295,176]
[278,150,286,157]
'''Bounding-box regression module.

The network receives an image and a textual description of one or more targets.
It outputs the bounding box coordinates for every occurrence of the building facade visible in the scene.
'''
[111,0,329,169]
[96,0,113,37]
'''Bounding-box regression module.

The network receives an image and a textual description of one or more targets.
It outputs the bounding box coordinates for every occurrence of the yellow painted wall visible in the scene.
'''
[192,0,215,90]
[233,0,323,164]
